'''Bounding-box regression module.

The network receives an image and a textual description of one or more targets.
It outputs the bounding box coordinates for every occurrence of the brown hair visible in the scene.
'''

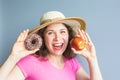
[35,23,77,59]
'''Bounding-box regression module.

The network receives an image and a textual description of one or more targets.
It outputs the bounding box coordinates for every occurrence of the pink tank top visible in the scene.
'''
[17,54,81,80]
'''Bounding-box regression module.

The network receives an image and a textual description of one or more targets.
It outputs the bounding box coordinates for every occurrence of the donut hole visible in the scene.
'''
[32,39,37,44]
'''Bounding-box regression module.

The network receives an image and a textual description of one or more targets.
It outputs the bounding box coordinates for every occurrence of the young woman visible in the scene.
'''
[0,11,103,80]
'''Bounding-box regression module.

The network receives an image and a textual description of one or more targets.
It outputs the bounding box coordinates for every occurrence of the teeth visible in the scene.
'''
[53,43,62,47]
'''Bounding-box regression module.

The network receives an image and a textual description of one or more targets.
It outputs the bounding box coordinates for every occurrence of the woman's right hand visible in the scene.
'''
[10,29,39,60]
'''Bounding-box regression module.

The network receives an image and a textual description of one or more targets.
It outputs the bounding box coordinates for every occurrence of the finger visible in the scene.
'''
[16,32,23,42]
[16,29,29,42]
[85,32,92,44]
[81,30,93,45]
[81,30,89,44]
[71,47,84,54]
[78,29,86,40]
[77,29,81,37]
[22,29,29,41]
[78,29,82,37]
[71,48,78,54]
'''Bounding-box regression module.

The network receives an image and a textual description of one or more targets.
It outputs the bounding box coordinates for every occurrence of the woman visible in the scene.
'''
[0,11,103,80]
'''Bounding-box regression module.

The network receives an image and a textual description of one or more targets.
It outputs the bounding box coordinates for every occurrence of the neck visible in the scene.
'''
[47,54,65,69]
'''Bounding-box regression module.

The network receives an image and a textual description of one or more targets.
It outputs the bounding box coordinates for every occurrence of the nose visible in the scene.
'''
[54,33,60,41]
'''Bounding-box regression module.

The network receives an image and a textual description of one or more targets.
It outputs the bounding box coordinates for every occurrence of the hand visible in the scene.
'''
[10,29,39,60]
[71,30,97,61]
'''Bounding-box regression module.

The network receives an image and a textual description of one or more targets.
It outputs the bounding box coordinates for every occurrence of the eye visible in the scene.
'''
[47,31,54,35]
[61,30,66,34]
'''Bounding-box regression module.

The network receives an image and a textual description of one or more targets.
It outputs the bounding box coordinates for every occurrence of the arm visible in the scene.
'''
[5,66,25,80]
[0,55,20,80]
[0,29,39,80]
[72,30,103,80]
[76,57,102,80]
[76,67,90,80]
[87,57,102,80]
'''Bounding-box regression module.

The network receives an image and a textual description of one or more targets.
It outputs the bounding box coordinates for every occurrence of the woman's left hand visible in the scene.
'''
[71,30,97,61]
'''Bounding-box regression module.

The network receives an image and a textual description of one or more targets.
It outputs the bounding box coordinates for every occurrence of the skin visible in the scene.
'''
[0,23,103,80]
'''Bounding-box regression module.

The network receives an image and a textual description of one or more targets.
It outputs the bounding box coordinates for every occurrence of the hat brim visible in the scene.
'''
[29,17,86,35]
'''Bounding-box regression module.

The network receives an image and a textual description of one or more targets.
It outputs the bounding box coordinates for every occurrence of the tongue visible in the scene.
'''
[53,46,62,50]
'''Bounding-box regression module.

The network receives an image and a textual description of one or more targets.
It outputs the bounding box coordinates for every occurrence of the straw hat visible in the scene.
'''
[29,11,86,35]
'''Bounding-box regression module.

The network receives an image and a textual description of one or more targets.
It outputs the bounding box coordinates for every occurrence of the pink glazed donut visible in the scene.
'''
[24,33,42,50]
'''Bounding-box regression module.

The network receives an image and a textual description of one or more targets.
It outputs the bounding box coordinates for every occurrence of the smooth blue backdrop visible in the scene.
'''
[0,0,120,80]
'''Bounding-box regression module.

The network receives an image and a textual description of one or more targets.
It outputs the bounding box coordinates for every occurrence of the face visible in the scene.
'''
[44,23,69,56]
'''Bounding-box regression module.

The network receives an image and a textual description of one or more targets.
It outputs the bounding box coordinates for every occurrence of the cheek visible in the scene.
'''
[44,36,52,45]
[65,36,69,43]
[63,34,69,45]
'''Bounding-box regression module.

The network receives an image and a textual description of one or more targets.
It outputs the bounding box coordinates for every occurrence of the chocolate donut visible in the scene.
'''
[24,33,42,50]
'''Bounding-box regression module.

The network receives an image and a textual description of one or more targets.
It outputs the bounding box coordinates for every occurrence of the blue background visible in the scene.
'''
[0,0,120,79]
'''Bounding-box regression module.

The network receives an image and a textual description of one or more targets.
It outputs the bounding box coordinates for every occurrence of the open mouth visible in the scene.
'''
[53,43,63,50]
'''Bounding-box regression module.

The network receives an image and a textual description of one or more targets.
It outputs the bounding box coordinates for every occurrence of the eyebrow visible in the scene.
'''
[45,29,67,33]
